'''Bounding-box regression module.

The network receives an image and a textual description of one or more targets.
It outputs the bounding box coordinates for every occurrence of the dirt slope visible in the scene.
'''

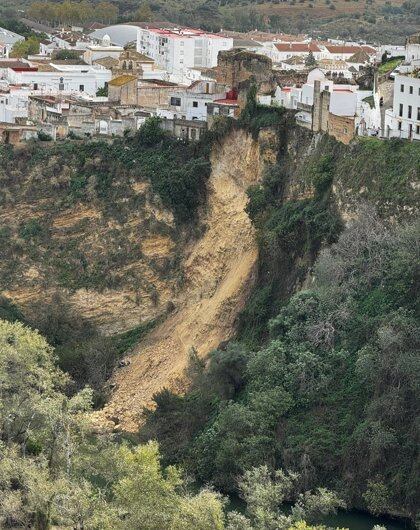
[95,130,273,432]
[0,149,179,335]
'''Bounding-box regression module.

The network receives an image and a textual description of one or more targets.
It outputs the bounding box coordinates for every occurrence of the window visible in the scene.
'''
[408,105,412,119]
[79,84,84,92]
[192,101,198,107]
[33,83,38,90]
[416,125,420,135]
[409,86,413,94]
[417,107,420,120]
[170,97,181,106]
[399,103,403,117]
[398,121,402,130]
[400,84,404,92]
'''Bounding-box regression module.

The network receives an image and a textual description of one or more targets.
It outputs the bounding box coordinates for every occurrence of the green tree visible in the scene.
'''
[95,1,118,23]
[0,320,94,529]
[0,320,228,529]
[226,466,345,530]
[54,49,82,60]
[135,2,154,21]
[362,481,392,516]
[10,36,40,57]
[106,442,226,530]
[305,51,316,67]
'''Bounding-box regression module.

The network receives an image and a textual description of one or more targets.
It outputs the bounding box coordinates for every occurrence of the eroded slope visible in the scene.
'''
[95,130,276,431]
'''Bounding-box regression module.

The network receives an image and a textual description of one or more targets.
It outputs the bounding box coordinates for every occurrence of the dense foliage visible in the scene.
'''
[26,0,118,25]
[2,0,418,44]
[0,319,345,529]
[134,117,211,223]
[142,209,419,520]
[240,134,419,347]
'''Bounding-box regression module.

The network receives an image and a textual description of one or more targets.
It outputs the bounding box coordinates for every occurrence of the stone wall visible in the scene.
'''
[108,79,137,105]
[328,113,355,144]
[137,86,183,108]
[160,117,207,140]
[216,49,272,89]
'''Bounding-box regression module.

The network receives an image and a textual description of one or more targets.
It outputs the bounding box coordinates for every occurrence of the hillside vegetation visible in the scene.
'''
[140,118,420,521]
[0,318,347,528]
[1,0,419,44]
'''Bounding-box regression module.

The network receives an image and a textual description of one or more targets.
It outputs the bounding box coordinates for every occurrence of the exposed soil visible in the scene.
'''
[93,130,270,432]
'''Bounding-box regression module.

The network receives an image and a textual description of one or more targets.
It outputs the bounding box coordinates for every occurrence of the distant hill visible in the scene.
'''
[119,0,419,44]
[1,0,418,44]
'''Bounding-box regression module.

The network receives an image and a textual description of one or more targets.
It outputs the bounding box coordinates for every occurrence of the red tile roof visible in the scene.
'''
[213,98,239,105]
[361,45,377,54]
[275,42,320,52]
[0,60,31,69]
[326,45,376,55]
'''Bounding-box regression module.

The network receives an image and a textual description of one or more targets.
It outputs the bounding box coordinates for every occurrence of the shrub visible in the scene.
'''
[18,219,44,240]
[37,130,52,141]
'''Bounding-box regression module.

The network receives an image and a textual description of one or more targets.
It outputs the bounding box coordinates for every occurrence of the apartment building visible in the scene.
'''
[136,27,233,74]
[385,73,420,140]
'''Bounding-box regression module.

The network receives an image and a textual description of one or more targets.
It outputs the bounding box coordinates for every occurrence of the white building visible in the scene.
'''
[355,90,382,136]
[136,27,233,74]
[277,56,306,71]
[324,45,376,61]
[0,87,30,122]
[0,27,25,58]
[273,42,325,62]
[378,44,406,61]
[6,62,111,96]
[161,80,226,121]
[385,73,420,140]
[83,35,124,64]
[0,81,76,123]
[406,33,420,63]
[317,58,353,78]
[273,68,380,135]
[39,39,59,56]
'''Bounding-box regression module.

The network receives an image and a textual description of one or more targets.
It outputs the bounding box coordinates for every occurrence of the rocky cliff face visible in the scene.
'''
[0,143,182,334]
[1,126,417,433]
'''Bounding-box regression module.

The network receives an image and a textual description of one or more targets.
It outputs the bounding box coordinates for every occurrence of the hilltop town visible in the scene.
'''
[0,19,419,144]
